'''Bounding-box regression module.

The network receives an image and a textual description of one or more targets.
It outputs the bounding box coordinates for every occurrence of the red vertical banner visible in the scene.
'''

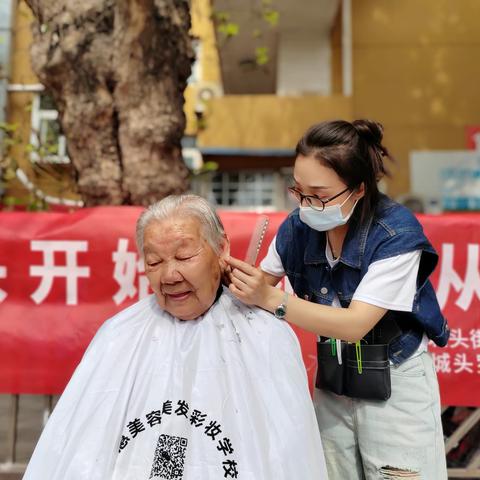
[465,126,480,149]
[420,213,480,406]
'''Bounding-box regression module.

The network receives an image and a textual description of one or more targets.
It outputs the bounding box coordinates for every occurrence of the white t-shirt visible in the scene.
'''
[260,236,428,359]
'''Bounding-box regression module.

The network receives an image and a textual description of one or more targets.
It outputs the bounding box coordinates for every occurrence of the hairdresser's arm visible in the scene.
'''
[226,256,386,343]
[262,271,283,287]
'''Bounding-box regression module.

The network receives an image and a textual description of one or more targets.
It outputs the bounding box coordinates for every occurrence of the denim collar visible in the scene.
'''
[303,204,374,269]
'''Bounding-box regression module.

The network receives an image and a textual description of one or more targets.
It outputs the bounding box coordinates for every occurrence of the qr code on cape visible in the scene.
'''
[149,434,188,479]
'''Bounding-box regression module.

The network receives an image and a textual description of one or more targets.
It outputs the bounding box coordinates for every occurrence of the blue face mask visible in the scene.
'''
[299,191,359,231]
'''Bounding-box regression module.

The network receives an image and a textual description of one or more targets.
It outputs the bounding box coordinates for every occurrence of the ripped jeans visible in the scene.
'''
[314,352,447,479]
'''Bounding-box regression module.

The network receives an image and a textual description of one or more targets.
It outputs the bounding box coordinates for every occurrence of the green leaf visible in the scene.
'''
[212,11,230,23]
[202,161,219,172]
[2,137,16,147]
[263,9,280,27]
[27,198,47,211]
[218,22,239,37]
[3,196,19,207]
[0,122,19,133]
[255,46,269,66]
[3,168,17,181]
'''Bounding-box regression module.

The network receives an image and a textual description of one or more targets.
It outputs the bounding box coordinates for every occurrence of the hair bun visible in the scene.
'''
[352,119,384,146]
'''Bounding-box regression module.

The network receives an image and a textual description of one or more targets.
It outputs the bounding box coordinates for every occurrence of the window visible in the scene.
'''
[190,167,295,210]
[210,171,276,208]
[30,94,69,164]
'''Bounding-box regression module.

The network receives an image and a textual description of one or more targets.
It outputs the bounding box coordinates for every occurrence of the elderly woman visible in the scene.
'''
[23,194,327,480]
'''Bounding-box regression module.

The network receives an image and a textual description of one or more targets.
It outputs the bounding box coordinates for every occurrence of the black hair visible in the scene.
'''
[295,119,394,222]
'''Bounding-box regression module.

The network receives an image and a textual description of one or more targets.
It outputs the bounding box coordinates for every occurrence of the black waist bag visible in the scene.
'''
[345,343,391,401]
[315,342,391,401]
[315,312,401,401]
[315,341,346,396]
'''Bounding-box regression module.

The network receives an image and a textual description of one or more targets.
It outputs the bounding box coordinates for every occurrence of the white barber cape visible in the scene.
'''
[24,287,327,480]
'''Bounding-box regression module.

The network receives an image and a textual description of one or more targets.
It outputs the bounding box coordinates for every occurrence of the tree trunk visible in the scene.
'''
[25,0,193,206]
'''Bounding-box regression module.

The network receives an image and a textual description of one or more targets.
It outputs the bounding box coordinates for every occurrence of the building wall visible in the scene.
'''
[184,0,221,135]
[6,0,43,202]
[198,0,480,198]
[276,29,332,96]
[197,95,352,149]
[330,5,343,96]
[352,0,480,197]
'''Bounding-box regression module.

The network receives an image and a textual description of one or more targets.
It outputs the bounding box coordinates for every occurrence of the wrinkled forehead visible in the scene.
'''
[143,216,207,253]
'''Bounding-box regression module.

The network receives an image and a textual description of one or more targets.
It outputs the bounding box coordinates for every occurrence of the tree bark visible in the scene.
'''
[25,0,193,205]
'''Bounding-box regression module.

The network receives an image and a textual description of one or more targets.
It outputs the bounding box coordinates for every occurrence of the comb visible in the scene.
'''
[244,215,270,265]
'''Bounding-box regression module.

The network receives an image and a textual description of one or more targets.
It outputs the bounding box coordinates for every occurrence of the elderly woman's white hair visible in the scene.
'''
[136,194,226,254]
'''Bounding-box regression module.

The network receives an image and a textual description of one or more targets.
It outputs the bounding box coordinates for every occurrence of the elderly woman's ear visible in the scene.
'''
[219,235,232,286]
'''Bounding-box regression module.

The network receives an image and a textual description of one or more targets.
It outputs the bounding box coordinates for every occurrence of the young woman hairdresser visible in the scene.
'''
[226,119,450,479]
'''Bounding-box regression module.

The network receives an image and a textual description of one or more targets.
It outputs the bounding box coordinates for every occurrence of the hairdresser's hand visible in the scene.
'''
[225,256,276,309]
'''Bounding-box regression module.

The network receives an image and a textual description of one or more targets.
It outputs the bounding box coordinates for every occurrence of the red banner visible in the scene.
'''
[0,208,479,405]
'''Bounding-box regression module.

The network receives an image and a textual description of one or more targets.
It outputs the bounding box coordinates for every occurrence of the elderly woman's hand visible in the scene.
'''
[226,256,275,309]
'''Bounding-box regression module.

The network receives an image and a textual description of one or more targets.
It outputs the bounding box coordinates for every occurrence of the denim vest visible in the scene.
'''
[276,194,450,365]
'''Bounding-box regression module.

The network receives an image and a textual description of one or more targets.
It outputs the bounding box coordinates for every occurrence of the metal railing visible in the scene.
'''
[0,395,56,476]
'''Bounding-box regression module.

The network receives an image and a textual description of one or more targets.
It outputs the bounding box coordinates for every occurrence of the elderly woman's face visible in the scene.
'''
[143,216,225,320]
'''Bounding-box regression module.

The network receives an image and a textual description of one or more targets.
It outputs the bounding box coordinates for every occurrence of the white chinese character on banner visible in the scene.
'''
[433,352,451,373]
[436,244,480,311]
[30,240,90,305]
[112,238,149,305]
[453,353,474,374]
[470,329,480,350]
[0,265,7,303]
[449,328,470,349]
[477,355,480,375]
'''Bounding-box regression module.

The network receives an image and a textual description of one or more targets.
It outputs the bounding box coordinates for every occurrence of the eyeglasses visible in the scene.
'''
[287,186,350,211]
